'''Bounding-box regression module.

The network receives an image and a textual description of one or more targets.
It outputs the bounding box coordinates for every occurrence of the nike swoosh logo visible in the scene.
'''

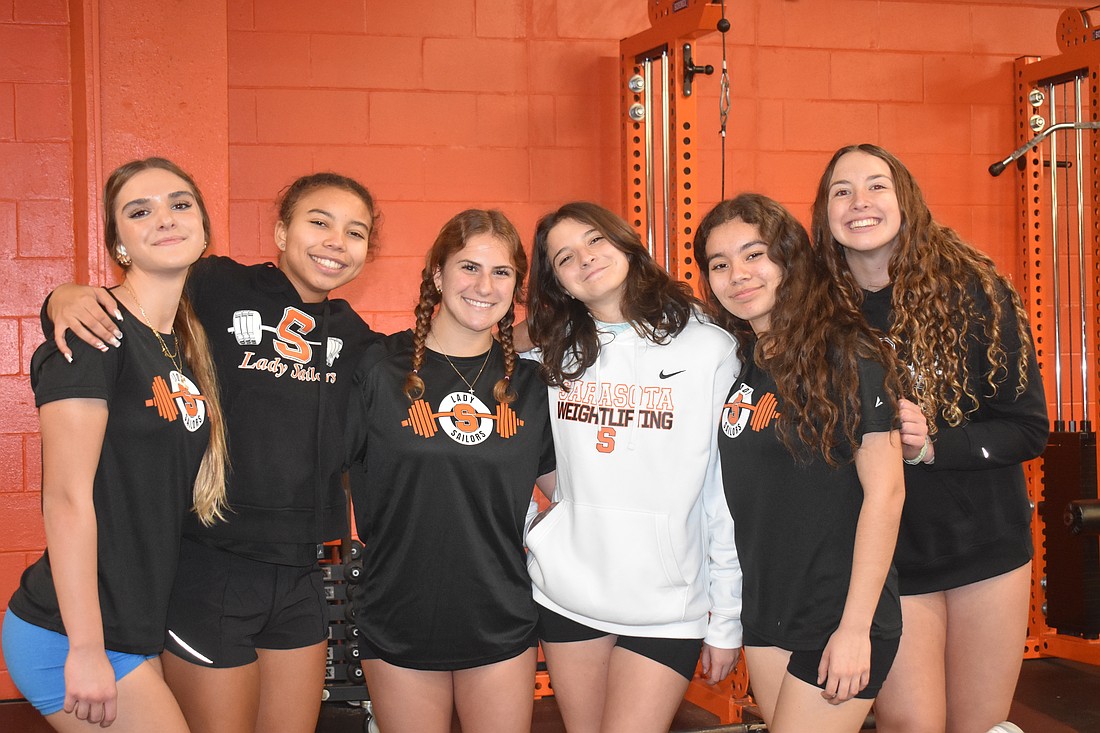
[659,370,686,379]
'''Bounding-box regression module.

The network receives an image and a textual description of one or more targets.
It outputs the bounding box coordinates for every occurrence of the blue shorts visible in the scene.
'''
[1,609,156,716]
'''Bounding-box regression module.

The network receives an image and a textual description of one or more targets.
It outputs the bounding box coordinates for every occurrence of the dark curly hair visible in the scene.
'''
[528,202,699,388]
[695,193,904,465]
[811,144,1033,431]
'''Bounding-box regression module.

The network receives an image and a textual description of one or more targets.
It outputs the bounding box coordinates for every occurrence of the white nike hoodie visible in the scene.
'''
[527,314,744,648]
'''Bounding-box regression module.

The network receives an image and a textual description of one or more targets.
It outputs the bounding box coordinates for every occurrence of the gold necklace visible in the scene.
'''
[430,333,491,393]
[122,281,184,374]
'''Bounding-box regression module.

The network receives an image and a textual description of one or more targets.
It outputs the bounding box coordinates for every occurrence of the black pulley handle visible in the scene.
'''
[988,121,1100,176]
[1065,499,1100,536]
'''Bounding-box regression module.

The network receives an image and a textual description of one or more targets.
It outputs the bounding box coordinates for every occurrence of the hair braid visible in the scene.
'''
[407,209,528,404]
[494,306,518,404]
[404,276,439,402]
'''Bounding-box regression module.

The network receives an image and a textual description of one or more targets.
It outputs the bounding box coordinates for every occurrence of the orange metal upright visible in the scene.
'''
[1013,7,1100,667]
[620,0,724,297]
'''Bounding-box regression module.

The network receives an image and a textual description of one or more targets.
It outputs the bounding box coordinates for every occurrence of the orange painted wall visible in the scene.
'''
[0,0,1073,700]
[1,0,74,702]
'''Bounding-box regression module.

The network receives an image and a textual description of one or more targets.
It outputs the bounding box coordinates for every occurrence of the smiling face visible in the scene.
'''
[704,217,783,334]
[430,232,518,352]
[826,150,902,266]
[275,186,372,303]
[113,167,207,276]
[544,217,631,323]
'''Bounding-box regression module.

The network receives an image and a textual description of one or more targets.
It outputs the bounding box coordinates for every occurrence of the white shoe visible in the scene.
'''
[987,724,1024,733]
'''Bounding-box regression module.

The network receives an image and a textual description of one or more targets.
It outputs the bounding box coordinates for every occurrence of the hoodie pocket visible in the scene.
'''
[527,501,691,626]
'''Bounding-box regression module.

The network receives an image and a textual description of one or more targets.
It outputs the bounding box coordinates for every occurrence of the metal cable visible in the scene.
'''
[719,0,730,200]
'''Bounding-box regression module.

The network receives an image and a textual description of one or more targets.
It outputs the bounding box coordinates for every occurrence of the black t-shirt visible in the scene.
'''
[717,353,901,650]
[183,256,380,563]
[9,303,210,654]
[346,331,555,670]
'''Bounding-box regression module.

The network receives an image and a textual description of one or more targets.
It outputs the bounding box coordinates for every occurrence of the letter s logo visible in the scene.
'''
[452,402,479,433]
[273,308,317,364]
[596,426,616,453]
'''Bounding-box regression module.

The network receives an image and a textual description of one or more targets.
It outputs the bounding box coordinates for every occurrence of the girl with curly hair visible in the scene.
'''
[345,209,555,733]
[695,193,905,733]
[525,202,742,733]
[812,144,1049,733]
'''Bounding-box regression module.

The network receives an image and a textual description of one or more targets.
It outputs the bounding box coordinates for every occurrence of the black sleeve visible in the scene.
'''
[343,339,390,470]
[925,283,1049,471]
[31,333,118,406]
[536,391,556,478]
[184,255,221,310]
[857,357,896,436]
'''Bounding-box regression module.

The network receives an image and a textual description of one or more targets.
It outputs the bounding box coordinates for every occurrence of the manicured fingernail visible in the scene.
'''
[64,353,73,363]
[114,330,123,340]
[114,310,123,321]
[109,338,121,347]
[97,343,108,352]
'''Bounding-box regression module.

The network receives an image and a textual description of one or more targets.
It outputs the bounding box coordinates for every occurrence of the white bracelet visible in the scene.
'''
[904,435,930,465]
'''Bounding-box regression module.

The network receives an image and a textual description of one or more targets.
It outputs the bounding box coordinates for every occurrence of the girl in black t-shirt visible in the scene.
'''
[2,158,228,732]
[345,209,555,733]
[694,193,905,733]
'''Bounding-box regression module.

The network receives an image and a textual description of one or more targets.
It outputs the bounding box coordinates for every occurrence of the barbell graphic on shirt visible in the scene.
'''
[724,391,780,431]
[402,399,522,439]
[146,374,206,422]
[226,309,343,366]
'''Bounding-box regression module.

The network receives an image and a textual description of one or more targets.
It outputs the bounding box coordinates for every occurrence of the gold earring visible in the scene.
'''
[116,245,131,267]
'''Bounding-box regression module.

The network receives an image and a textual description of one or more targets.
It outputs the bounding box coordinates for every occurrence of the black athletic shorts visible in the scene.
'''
[356,634,538,671]
[536,603,704,681]
[742,629,900,699]
[163,538,328,668]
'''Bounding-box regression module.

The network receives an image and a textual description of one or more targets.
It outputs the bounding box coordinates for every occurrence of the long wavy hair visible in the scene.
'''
[403,209,526,404]
[695,193,903,465]
[103,158,228,524]
[528,202,698,388]
[811,144,1033,430]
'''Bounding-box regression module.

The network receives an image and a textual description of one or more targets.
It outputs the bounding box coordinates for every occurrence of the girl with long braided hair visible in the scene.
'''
[812,144,1049,733]
[345,209,555,733]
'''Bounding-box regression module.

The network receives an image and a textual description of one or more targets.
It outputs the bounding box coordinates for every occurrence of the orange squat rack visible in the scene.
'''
[1012,7,1100,668]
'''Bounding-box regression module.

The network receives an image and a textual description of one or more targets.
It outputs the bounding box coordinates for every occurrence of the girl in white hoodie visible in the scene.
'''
[525,202,743,733]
